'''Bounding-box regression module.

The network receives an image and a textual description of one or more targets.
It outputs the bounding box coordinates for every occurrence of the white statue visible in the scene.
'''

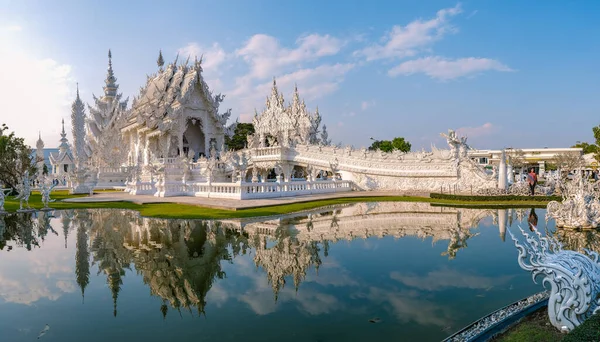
[509,226,600,332]
[39,180,58,210]
[546,171,600,228]
[0,188,11,213]
[14,171,32,211]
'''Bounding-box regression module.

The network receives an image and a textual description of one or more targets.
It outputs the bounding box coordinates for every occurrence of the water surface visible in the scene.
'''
[0,202,581,341]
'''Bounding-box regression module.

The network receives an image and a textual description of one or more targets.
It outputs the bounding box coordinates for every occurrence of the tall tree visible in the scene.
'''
[0,124,35,191]
[550,152,584,178]
[225,123,255,151]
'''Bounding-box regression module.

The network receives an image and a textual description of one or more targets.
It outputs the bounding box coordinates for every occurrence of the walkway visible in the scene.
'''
[62,190,430,211]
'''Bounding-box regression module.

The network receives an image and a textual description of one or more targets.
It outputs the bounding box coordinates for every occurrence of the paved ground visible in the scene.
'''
[63,191,430,211]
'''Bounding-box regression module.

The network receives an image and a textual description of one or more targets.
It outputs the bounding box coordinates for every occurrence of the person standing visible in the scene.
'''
[528,208,538,231]
[527,168,538,196]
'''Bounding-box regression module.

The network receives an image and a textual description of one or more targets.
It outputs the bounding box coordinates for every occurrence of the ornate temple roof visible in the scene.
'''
[123,53,231,134]
[252,79,320,144]
[50,119,75,166]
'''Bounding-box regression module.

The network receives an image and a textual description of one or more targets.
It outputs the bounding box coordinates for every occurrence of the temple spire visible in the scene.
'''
[157,49,164,69]
[61,118,66,136]
[103,49,118,100]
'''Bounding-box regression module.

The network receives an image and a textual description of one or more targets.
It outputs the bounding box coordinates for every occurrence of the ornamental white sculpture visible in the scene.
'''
[0,188,11,214]
[14,171,33,211]
[39,178,58,210]
[508,226,600,332]
[546,171,600,229]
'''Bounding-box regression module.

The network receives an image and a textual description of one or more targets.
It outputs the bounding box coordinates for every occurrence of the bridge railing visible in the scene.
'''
[140,179,353,199]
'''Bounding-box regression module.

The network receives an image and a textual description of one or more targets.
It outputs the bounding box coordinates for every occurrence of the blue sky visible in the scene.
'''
[1,0,599,150]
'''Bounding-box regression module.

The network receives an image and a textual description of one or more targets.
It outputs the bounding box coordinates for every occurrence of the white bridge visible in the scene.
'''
[118,133,498,200]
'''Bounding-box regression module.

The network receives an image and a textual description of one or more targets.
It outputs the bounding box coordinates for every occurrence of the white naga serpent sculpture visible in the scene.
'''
[508,226,600,332]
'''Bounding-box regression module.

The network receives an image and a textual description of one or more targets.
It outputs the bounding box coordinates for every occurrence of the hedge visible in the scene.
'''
[563,314,600,341]
[429,193,561,202]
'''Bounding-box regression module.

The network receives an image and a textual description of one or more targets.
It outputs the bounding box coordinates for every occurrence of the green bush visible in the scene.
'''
[430,193,561,202]
[563,314,600,341]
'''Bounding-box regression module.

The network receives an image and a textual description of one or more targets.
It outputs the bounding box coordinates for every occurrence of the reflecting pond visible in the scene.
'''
[0,202,590,341]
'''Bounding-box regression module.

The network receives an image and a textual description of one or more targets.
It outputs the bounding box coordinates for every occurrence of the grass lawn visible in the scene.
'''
[1,190,556,219]
[494,309,564,342]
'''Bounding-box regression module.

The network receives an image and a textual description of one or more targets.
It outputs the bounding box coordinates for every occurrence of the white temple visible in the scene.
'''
[57,49,502,199]
[49,119,75,178]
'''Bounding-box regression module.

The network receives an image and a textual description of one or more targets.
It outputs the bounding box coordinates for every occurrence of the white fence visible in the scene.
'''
[144,179,353,199]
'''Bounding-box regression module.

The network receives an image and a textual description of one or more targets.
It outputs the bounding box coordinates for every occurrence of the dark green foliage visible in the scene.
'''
[369,136,411,153]
[225,123,255,151]
[430,193,561,202]
[392,137,411,152]
[572,141,598,155]
[0,124,35,190]
[563,313,600,341]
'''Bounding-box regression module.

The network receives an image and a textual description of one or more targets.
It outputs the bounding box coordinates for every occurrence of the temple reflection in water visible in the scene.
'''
[0,202,576,319]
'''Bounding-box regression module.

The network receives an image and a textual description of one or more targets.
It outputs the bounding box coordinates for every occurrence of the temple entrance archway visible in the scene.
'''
[183,119,206,160]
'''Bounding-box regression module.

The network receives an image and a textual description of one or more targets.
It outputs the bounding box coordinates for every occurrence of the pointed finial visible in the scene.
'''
[76,82,80,98]
[173,52,179,66]
[108,49,112,60]
[39,131,41,140]
[157,49,164,68]
[184,54,191,67]
[273,77,277,87]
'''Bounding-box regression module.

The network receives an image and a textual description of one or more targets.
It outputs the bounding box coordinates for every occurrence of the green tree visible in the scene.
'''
[42,163,49,176]
[0,124,35,191]
[379,140,394,152]
[369,136,412,153]
[572,141,599,155]
[225,123,255,151]
[391,137,411,152]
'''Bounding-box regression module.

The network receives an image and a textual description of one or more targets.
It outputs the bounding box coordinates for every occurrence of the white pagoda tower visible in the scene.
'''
[86,49,129,168]
[71,83,88,170]
[35,132,45,178]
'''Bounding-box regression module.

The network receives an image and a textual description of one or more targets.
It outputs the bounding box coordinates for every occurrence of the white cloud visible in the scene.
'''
[236,33,344,79]
[361,100,375,111]
[177,42,227,71]
[388,57,513,80]
[455,122,495,138]
[223,32,350,123]
[6,25,22,32]
[356,4,462,61]
[0,33,75,146]
[390,268,512,291]
[0,217,76,305]
[231,63,355,122]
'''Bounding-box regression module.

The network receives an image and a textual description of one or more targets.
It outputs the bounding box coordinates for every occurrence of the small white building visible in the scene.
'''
[49,119,75,179]
[468,147,584,177]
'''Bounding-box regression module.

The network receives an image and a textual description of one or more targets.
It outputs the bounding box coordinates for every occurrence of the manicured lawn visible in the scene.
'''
[494,309,564,342]
[2,190,555,219]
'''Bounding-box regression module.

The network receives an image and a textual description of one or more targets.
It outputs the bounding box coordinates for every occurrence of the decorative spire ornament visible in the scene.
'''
[103,49,118,100]
[157,49,164,69]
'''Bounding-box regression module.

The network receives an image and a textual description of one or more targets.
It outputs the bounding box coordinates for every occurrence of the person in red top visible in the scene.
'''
[526,168,538,196]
